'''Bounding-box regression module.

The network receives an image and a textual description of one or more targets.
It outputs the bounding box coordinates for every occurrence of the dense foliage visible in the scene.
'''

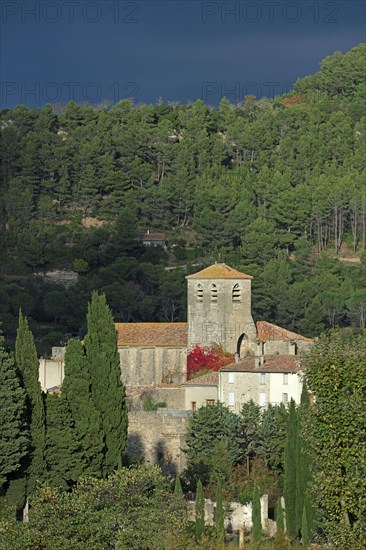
[61,338,105,478]
[44,292,128,483]
[6,313,46,513]
[83,292,128,474]
[303,331,366,549]
[0,45,365,349]
[184,401,288,500]
[0,466,188,549]
[0,334,28,490]
[1,295,128,526]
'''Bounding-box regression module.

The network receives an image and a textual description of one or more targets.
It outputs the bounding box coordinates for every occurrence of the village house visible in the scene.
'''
[219,355,303,412]
[141,230,166,248]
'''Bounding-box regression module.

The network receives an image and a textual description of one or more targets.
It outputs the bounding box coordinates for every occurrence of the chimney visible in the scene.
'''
[255,355,265,368]
[255,340,264,357]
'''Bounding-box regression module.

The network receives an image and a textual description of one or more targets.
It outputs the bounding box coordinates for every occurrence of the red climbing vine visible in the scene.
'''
[187,345,234,380]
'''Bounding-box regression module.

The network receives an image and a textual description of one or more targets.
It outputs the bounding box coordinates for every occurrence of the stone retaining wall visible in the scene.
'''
[125,409,192,474]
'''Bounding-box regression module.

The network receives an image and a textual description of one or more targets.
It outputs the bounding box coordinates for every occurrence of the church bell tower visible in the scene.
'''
[186,263,256,355]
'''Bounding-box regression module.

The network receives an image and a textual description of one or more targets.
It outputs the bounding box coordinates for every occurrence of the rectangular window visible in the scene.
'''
[206,399,215,405]
[259,393,266,406]
[228,392,235,406]
[282,393,288,405]
[191,401,196,411]
[260,373,266,385]
[228,373,235,384]
[283,374,288,385]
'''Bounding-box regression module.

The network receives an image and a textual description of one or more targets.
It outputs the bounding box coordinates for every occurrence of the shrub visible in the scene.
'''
[143,394,167,411]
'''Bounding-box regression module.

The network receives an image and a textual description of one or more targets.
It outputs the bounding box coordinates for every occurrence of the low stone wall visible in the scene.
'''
[126,385,185,411]
[188,495,275,535]
[125,409,192,474]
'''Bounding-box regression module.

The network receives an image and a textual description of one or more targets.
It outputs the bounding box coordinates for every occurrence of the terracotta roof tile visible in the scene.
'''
[115,323,188,347]
[256,321,312,342]
[186,263,252,280]
[220,355,301,373]
[183,372,219,386]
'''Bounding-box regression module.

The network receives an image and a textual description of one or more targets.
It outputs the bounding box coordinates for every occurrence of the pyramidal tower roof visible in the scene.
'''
[186,263,252,280]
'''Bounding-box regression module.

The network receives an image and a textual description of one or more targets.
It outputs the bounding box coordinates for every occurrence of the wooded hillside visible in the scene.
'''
[0,44,365,350]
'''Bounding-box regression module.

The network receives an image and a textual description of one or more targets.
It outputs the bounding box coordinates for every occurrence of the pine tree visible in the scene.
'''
[284,399,298,539]
[61,338,104,477]
[7,312,45,511]
[215,478,225,543]
[84,292,128,474]
[276,497,285,532]
[301,505,310,548]
[195,479,205,541]
[251,485,262,541]
[174,475,183,497]
[0,334,29,490]
[44,393,81,489]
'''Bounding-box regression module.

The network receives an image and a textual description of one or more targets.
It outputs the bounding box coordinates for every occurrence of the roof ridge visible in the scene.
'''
[186,263,252,280]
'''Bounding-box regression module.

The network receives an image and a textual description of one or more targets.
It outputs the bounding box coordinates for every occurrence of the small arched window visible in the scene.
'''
[211,284,218,303]
[196,284,203,303]
[232,283,241,303]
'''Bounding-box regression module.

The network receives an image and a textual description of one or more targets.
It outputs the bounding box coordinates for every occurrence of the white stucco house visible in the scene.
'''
[219,354,304,412]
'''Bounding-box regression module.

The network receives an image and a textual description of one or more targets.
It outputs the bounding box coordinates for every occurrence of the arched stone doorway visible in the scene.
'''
[237,333,250,358]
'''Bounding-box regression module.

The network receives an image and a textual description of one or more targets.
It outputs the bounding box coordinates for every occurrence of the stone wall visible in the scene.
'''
[125,409,192,474]
[187,494,271,533]
[126,385,186,411]
[119,346,187,385]
[39,345,187,390]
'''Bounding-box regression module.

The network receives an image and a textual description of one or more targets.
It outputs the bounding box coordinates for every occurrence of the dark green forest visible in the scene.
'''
[0,44,365,351]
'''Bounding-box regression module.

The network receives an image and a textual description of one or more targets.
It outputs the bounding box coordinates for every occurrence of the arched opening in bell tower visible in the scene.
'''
[237,333,250,358]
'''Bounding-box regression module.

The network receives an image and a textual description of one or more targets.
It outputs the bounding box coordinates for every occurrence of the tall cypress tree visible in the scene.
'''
[276,497,285,532]
[0,333,29,491]
[7,312,45,512]
[252,485,262,541]
[44,393,81,489]
[296,383,314,539]
[84,292,128,474]
[215,478,225,543]
[301,505,310,548]
[174,475,183,497]
[195,479,205,541]
[284,399,298,540]
[61,338,104,477]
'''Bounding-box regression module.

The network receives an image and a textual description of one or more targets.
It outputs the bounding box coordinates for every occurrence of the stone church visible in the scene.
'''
[39,262,312,473]
[39,263,311,391]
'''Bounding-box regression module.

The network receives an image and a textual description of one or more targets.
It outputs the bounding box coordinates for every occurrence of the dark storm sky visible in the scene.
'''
[1,0,365,109]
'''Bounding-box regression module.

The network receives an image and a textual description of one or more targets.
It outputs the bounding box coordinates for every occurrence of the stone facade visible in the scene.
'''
[219,355,304,410]
[186,264,256,354]
[118,345,187,385]
[39,355,64,391]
